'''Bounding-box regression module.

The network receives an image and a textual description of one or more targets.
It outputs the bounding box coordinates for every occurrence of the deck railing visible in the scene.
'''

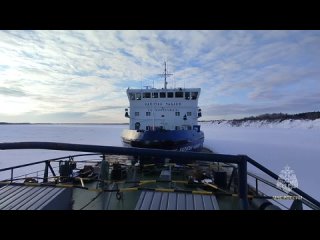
[0,142,319,210]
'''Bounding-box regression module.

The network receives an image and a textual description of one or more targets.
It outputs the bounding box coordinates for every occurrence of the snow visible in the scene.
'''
[0,124,127,178]
[204,119,320,129]
[200,123,320,207]
[0,121,319,206]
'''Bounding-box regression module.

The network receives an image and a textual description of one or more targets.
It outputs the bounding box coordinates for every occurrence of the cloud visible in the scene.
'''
[0,87,26,97]
[90,105,127,112]
[204,92,320,120]
[0,30,319,122]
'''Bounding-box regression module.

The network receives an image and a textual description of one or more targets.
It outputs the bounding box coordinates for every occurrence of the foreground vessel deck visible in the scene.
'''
[0,142,319,210]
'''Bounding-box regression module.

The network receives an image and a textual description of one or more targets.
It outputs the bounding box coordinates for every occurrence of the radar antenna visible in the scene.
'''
[158,61,172,89]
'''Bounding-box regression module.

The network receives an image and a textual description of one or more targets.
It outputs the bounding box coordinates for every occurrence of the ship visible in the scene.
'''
[0,142,319,210]
[0,63,319,210]
[121,62,204,151]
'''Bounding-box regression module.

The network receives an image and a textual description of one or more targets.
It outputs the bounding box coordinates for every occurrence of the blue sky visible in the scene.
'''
[0,30,319,123]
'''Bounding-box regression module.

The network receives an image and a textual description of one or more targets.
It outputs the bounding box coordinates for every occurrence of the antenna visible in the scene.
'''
[139,69,142,90]
[158,61,173,89]
[152,89,155,130]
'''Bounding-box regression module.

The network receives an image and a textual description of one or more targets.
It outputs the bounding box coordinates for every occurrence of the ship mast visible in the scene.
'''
[159,61,172,89]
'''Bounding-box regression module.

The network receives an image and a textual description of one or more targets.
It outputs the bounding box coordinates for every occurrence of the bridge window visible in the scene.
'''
[135,112,139,116]
[129,93,135,100]
[167,92,174,98]
[175,91,183,98]
[160,92,166,98]
[175,126,180,130]
[136,93,141,100]
[152,92,158,98]
[191,92,198,100]
[187,112,192,116]
[185,92,190,100]
[143,92,151,98]
[146,112,151,116]
[175,112,180,116]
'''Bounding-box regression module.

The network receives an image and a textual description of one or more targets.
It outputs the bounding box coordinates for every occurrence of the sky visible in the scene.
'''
[0,30,319,123]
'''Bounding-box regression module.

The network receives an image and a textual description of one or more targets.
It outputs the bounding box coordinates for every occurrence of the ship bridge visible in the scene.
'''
[125,87,202,131]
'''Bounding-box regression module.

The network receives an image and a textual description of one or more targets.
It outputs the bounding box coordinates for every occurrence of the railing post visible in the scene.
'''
[48,162,56,177]
[238,156,248,210]
[11,169,13,183]
[99,154,109,188]
[43,161,49,183]
[255,178,259,195]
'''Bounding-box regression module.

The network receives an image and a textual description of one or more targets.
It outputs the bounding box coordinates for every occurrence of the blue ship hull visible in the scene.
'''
[122,129,204,151]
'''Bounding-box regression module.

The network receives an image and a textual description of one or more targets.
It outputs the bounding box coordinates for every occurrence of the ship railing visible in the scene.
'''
[214,159,320,210]
[244,156,320,210]
[0,153,101,183]
[247,172,319,210]
[0,142,319,210]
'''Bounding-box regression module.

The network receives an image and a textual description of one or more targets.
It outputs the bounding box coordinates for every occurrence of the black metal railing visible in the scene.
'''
[247,172,320,210]
[0,153,100,183]
[245,155,320,209]
[0,142,319,210]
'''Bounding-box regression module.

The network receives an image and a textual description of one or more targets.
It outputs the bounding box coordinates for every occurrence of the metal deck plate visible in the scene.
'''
[0,185,72,210]
[135,191,219,210]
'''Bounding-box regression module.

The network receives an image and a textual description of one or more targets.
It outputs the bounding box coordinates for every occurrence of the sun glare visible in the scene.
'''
[0,96,35,115]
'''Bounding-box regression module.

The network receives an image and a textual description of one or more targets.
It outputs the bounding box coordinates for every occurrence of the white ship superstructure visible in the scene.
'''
[122,62,204,151]
[125,87,202,131]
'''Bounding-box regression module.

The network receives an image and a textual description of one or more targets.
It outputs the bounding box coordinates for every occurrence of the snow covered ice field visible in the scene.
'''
[0,124,127,179]
[0,122,319,206]
[201,123,320,207]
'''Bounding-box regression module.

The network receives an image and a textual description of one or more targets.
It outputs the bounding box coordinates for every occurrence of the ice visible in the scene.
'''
[0,121,319,205]
[200,123,320,205]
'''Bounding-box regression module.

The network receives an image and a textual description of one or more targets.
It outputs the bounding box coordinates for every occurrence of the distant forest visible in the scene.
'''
[202,111,320,124]
[236,111,320,121]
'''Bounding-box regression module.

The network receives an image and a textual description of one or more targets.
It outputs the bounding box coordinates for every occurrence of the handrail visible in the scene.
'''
[0,141,249,209]
[247,172,320,210]
[0,153,100,172]
[245,156,320,209]
[0,142,243,163]
[1,142,320,209]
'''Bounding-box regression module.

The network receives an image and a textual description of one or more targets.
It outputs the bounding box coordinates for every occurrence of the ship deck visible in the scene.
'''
[0,142,319,210]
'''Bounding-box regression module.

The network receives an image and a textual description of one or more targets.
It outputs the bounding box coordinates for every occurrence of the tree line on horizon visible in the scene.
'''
[238,111,320,121]
[202,111,320,124]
